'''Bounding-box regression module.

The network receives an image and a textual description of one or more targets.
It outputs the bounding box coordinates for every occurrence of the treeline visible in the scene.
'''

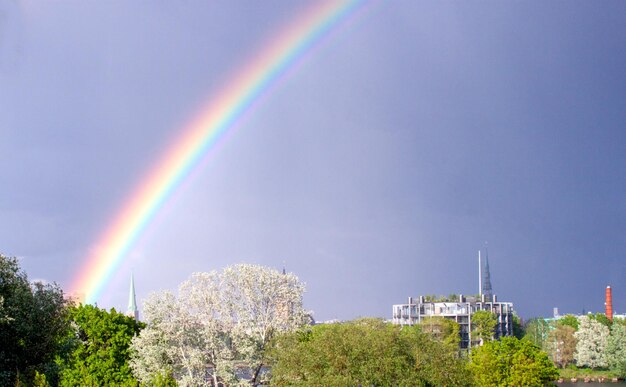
[524,312,626,378]
[0,253,590,386]
[0,255,144,386]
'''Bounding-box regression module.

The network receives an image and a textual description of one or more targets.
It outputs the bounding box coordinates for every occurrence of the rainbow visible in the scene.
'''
[71,0,367,304]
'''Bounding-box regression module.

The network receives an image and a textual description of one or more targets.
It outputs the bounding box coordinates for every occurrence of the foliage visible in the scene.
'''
[0,295,10,323]
[523,318,552,350]
[130,278,232,386]
[57,304,144,386]
[558,314,579,330]
[471,310,497,346]
[606,323,626,377]
[0,254,73,386]
[32,370,50,387]
[511,314,524,339]
[589,312,613,329]
[422,294,462,302]
[546,324,577,368]
[148,370,178,387]
[574,315,609,369]
[419,316,460,350]
[268,318,471,386]
[131,264,308,386]
[468,336,559,386]
[558,365,621,380]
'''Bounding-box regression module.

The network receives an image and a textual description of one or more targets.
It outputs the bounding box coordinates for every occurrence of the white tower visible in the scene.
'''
[126,273,139,320]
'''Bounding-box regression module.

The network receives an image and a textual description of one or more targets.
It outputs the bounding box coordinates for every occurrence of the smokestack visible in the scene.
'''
[606,286,613,321]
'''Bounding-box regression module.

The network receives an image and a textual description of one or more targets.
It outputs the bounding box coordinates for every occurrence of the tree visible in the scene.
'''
[512,314,524,339]
[221,264,308,384]
[130,283,234,386]
[523,318,552,350]
[590,312,612,329]
[268,318,471,386]
[559,314,579,331]
[419,316,460,350]
[58,304,144,386]
[471,310,497,346]
[574,315,609,369]
[0,254,72,386]
[614,317,626,327]
[468,337,558,386]
[0,295,10,323]
[546,324,577,368]
[131,264,308,386]
[606,323,626,377]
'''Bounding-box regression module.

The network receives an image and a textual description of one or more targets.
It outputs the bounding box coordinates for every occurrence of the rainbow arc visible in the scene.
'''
[71,0,366,304]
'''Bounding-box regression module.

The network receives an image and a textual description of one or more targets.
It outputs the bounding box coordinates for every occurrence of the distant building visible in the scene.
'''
[392,248,514,349]
[551,285,622,321]
[126,273,139,320]
[392,294,514,349]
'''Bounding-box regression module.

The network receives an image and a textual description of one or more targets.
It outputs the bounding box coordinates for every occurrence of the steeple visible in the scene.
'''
[126,273,139,320]
[481,245,493,300]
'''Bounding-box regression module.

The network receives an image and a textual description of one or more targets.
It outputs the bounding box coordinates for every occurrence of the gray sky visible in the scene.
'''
[1,0,625,321]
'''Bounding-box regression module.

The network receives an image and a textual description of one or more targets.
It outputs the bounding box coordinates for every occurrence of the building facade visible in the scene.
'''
[392,294,514,349]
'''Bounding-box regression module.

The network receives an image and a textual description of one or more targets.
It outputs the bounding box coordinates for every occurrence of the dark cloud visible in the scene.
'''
[1,1,625,320]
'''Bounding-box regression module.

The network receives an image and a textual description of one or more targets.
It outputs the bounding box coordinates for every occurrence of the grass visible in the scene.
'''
[558,366,622,381]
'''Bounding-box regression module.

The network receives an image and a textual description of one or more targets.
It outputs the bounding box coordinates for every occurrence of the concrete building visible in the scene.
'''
[392,294,514,349]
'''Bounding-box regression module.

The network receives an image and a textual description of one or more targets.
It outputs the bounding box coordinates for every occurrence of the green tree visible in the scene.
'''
[546,324,577,368]
[523,318,552,350]
[512,314,524,339]
[606,323,626,377]
[468,336,558,386]
[268,318,471,386]
[558,314,579,330]
[0,254,72,386]
[472,310,497,346]
[58,304,144,386]
[447,293,460,302]
[590,312,612,329]
[419,316,461,350]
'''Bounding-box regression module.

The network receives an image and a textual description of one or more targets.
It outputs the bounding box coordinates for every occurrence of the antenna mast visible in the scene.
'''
[478,250,482,297]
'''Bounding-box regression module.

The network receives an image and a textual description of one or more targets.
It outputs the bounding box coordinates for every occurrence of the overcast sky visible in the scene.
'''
[1,1,625,321]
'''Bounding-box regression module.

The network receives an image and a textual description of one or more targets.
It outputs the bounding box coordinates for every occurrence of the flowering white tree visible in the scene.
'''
[574,316,609,369]
[606,322,626,374]
[221,264,308,383]
[130,264,308,386]
[129,290,220,386]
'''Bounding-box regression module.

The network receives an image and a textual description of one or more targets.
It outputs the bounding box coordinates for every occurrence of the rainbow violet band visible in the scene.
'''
[71,0,366,304]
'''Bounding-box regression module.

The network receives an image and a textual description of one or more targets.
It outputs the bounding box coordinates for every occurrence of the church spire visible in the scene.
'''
[481,245,493,300]
[126,273,139,320]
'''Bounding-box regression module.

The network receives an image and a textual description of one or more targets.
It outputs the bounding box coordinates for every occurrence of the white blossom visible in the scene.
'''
[574,316,609,369]
[130,264,308,386]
